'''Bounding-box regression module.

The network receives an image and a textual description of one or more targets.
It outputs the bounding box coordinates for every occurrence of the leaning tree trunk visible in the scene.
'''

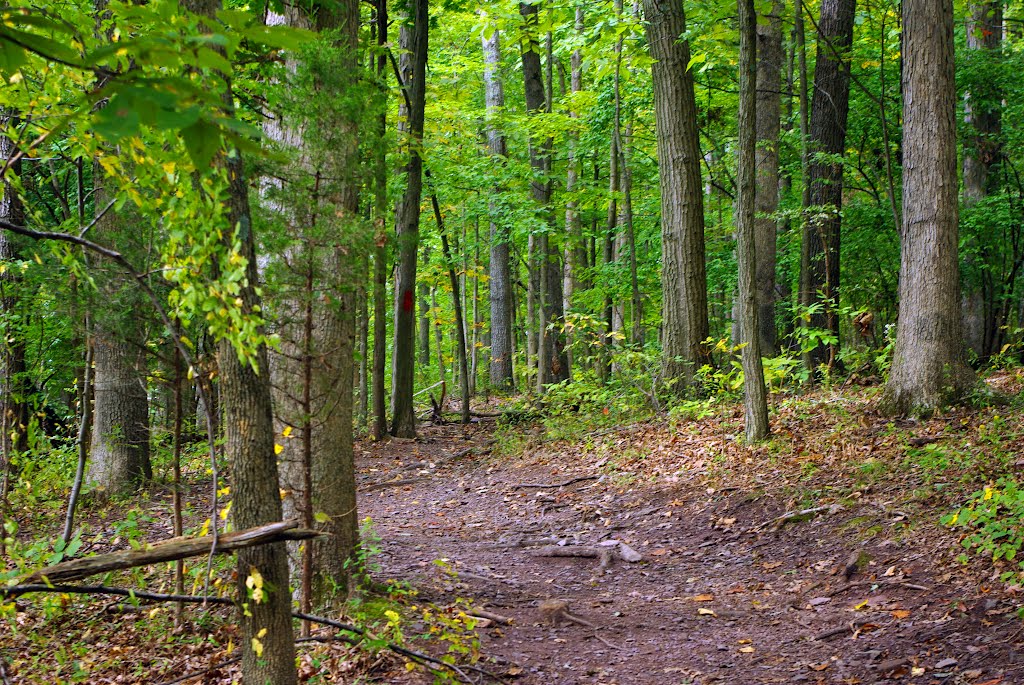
[737,0,770,441]
[643,0,711,388]
[880,0,975,417]
[181,0,297,680]
[801,0,855,373]
[390,0,428,437]
[754,0,783,357]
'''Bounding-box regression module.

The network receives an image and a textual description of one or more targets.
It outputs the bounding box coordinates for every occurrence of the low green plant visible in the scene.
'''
[944,478,1024,582]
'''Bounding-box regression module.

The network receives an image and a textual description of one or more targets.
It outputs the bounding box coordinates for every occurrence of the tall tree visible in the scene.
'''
[880,0,974,416]
[181,0,298,680]
[371,0,389,440]
[800,0,855,373]
[519,0,568,390]
[0,113,27,482]
[482,23,514,391]
[391,0,428,437]
[737,0,769,441]
[643,0,710,388]
[962,0,1003,359]
[754,0,784,356]
[263,0,361,606]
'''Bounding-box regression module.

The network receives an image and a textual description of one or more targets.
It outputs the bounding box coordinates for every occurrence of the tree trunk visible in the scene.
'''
[418,245,431,367]
[643,0,711,387]
[390,0,428,437]
[520,1,568,390]
[0,113,28,487]
[181,0,297,679]
[481,23,513,391]
[431,191,470,424]
[737,0,770,441]
[880,0,975,417]
[263,1,361,603]
[754,0,783,356]
[962,0,1002,360]
[801,0,855,372]
[371,0,389,440]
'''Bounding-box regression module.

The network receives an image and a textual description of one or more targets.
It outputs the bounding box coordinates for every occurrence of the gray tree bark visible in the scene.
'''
[390,0,428,437]
[181,0,296,680]
[880,0,975,417]
[642,0,711,387]
[754,0,784,356]
[801,0,855,372]
[371,0,389,440]
[737,0,770,441]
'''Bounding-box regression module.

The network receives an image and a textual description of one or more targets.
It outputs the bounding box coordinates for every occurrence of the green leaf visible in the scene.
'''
[180,119,222,169]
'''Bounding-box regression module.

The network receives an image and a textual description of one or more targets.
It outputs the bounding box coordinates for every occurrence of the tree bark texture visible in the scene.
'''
[263,1,361,602]
[643,0,711,387]
[802,0,855,371]
[391,0,428,437]
[737,0,770,441]
[519,1,568,389]
[0,115,28,477]
[371,0,389,440]
[961,0,1003,360]
[880,0,975,417]
[754,0,783,356]
[181,0,297,680]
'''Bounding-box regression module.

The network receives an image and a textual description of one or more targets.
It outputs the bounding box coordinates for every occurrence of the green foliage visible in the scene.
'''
[944,479,1024,583]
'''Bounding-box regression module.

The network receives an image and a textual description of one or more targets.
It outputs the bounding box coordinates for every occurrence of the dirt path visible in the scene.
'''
[359,421,1023,685]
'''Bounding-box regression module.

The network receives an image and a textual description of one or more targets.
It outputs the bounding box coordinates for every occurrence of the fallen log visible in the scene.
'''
[22,520,319,585]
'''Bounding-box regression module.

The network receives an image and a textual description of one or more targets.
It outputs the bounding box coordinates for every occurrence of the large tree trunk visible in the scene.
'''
[263,1,361,603]
[181,0,297,680]
[87,180,151,495]
[880,0,974,417]
[390,0,428,437]
[643,0,711,387]
[962,0,1003,360]
[801,0,855,372]
[754,0,783,356]
[737,0,770,441]
[519,1,568,390]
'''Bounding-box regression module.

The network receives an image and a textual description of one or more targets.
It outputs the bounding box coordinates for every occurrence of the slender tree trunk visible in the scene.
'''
[0,113,27,493]
[962,0,1002,360]
[563,7,586,377]
[520,1,568,390]
[737,0,770,441]
[371,0,389,440]
[181,0,297,679]
[801,0,855,372]
[481,23,513,391]
[430,191,471,423]
[357,255,369,430]
[754,0,783,356]
[643,0,711,387]
[390,0,428,437]
[880,0,975,417]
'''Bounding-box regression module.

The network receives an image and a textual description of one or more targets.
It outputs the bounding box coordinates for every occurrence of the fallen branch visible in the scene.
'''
[533,545,614,569]
[826,579,931,597]
[468,608,513,625]
[359,478,421,493]
[516,475,601,489]
[4,583,507,685]
[21,520,319,584]
[812,619,873,641]
[757,504,842,532]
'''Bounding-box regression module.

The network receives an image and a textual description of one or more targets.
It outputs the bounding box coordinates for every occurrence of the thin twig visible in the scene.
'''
[516,475,600,489]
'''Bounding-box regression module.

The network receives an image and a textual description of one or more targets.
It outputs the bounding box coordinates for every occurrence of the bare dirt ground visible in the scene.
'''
[360,412,1024,685]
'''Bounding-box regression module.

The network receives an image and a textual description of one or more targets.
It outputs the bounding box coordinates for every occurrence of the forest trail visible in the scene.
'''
[360,419,1023,685]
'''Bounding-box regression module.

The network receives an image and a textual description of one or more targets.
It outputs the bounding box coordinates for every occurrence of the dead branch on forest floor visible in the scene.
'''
[515,475,601,489]
[20,520,319,584]
[359,477,421,493]
[755,504,843,532]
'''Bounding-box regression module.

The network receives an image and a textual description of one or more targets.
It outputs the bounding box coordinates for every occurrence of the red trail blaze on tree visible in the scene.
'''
[402,289,415,312]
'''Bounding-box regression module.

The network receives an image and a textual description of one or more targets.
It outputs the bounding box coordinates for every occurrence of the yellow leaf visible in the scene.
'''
[274,443,284,455]
[251,637,263,657]
[257,628,267,638]
[282,425,293,438]
[984,487,995,501]
[853,599,869,610]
